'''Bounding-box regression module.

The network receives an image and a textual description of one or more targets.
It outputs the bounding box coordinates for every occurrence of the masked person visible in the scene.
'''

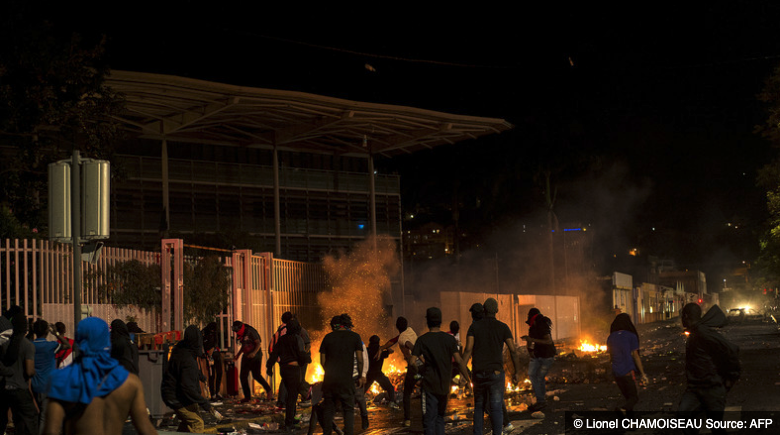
[677,303,740,435]
[110,319,139,375]
[271,312,312,408]
[607,313,648,417]
[519,307,556,413]
[232,320,274,402]
[161,325,223,432]
[43,317,158,435]
[267,318,311,432]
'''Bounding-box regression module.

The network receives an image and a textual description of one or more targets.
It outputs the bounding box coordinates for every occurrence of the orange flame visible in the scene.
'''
[308,363,325,383]
[578,339,607,353]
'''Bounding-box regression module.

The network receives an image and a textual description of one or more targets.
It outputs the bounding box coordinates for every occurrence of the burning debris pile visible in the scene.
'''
[304,235,401,385]
[543,338,612,384]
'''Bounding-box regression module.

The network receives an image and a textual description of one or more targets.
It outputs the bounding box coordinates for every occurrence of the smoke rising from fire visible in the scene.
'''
[314,234,400,340]
[402,158,653,342]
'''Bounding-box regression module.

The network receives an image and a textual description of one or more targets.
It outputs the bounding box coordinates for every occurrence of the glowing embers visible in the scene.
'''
[577,339,607,353]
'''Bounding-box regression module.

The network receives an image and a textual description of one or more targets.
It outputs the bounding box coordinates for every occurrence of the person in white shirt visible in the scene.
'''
[378,316,417,427]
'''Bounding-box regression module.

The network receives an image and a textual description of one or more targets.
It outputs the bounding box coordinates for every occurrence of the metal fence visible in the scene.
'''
[1,239,161,335]
[0,238,328,353]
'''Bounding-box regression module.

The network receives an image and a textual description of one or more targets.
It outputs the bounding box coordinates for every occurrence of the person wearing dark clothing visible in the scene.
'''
[307,382,345,435]
[110,319,139,375]
[202,321,224,400]
[365,335,395,404]
[519,307,556,412]
[677,304,740,435]
[447,320,466,396]
[233,320,273,402]
[340,317,369,430]
[267,319,312,431]
[0,305,21,348]
[469,303,513,433]
[126,322,145,334]
[411,308,470,435]
[161,325,223,432]
[607,313,648,416]
[272,312,312,408]
[0,313,38,435]
[463,298,520,435]
[320,314,364,435]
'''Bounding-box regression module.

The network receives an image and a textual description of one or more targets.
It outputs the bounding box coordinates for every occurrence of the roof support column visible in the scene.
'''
[367,141,377,240]
[273,144,282,257]
[161,136,170,237]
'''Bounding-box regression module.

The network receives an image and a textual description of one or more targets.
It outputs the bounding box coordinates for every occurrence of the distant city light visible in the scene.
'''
[358,224,365,229]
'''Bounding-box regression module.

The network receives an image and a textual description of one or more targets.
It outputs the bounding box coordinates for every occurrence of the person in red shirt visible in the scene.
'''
[232,321,273,402]
[54,322,75,368]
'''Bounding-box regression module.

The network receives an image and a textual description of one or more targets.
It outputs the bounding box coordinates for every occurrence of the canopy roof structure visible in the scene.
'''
[107,70,513,157]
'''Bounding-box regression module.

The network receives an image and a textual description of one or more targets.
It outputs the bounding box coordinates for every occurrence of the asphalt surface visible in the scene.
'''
[128,315,780,434]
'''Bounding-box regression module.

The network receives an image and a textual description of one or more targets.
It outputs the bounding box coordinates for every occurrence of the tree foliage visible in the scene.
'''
[98,260,162,313]
[183,256,230,326]
[754,64,780,290]
[0,2,125,236]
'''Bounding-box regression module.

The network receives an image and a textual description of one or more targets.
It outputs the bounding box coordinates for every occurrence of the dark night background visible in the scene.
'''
[44,3,780,285]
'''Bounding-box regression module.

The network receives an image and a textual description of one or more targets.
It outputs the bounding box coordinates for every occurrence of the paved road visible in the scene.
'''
[128,316,780,434]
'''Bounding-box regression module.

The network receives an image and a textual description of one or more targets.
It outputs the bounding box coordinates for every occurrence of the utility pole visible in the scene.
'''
[49,150,110,329]
[71,150,82,326]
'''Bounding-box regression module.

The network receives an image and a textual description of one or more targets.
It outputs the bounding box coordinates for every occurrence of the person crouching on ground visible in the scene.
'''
[607,313,648,417]
[43,317,158,435]
[161,325,223,432]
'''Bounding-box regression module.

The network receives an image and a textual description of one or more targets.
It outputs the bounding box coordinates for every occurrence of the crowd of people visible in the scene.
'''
[0,297,740,435]
[0,305,158,435]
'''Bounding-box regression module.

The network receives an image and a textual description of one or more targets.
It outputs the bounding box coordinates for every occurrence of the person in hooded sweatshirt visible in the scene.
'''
[267,318,311,431]
[161,325,223,433]
[677,303,741,435]
[0,313,36,435]
[110,319,139,375]
[606,313,648,417]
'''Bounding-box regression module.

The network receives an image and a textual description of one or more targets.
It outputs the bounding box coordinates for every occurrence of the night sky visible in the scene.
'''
[50,3,780,280]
